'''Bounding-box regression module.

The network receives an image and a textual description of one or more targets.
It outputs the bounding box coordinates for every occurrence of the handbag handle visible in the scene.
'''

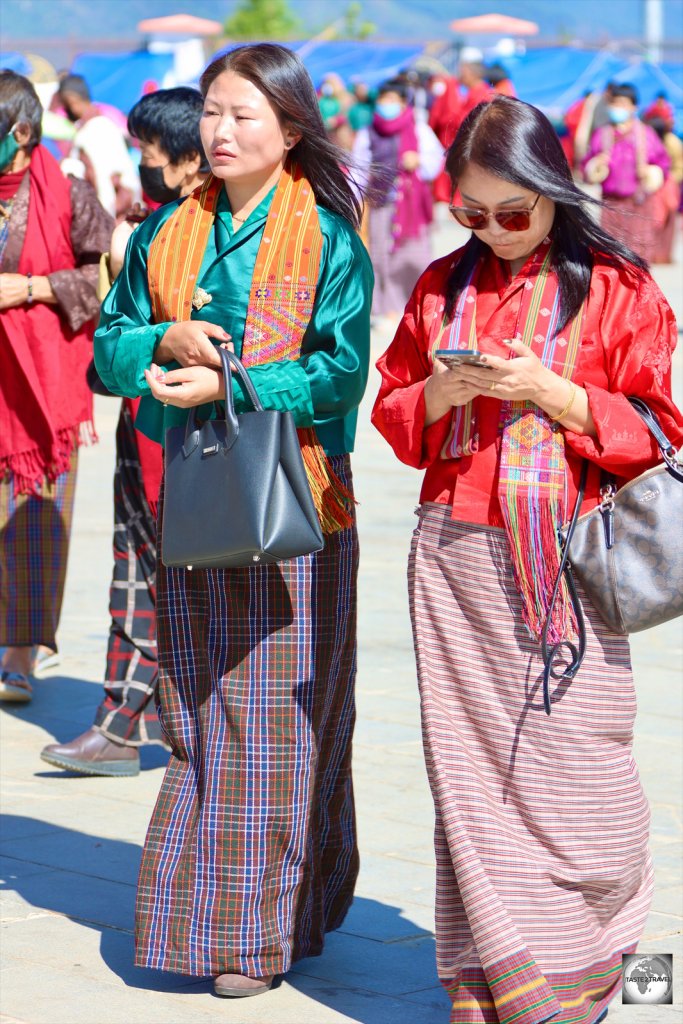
[628,397,683,481]
[540,461,588,716]
[182,348,264,456]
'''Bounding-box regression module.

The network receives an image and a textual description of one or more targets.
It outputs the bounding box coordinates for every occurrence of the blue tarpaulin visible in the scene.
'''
[70,50,175,114]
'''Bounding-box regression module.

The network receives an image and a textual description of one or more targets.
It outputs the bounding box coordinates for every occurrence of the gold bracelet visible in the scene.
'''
[550,380,576,422]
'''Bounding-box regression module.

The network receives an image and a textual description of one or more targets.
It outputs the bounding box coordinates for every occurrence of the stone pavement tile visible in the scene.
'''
[354,853,435,908]
[0,825,140,886]
[290,929,440,997]
[0,917,199,993]
[650,885,683,916]
[356,817,434,861]
[0,956,218,1024]
[0,794,155,843]
[336,895,432,944]
[1,863,135,931]
[283,972,452,1024]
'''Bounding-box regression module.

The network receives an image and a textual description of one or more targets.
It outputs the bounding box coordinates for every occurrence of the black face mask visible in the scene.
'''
[139,163,182,205]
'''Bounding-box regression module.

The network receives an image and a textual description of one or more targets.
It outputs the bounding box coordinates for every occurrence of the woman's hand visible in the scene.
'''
[155,320,232,369]
[452,338,555,403]
[401,150,420,172]
[0,273,55,310]
[452,339,597,437]
[144,362,227,408]
[423,358,482,426]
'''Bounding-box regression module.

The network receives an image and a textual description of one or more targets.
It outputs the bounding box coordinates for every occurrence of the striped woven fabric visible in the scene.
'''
[0,455,78,649]
[408,504,653,1024]
[94,403,162,745]
[135,456,359,976]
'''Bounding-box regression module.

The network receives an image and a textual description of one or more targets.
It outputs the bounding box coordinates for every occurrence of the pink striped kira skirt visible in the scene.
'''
[409,504,653,1024]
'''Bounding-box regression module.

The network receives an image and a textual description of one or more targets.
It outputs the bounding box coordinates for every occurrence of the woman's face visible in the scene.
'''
[200,71,295,189]
[456,162,555,265]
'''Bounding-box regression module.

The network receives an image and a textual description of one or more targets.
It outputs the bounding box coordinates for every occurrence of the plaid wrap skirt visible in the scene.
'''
[94,402,162,745]
[409,505,653,1024]
[135,456,359,976]
[0,454,78,650]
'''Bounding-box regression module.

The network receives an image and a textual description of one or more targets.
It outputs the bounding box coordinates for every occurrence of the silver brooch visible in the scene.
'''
[192,286,213,311]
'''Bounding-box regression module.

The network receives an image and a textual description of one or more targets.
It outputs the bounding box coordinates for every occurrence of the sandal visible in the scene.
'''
[0,671,33,703]
[213,973,274,998]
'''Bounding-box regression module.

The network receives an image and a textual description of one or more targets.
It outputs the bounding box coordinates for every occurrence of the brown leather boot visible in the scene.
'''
[40,727,140,777]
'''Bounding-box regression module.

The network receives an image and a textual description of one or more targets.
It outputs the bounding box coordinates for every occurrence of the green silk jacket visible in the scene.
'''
[94,186,374,454]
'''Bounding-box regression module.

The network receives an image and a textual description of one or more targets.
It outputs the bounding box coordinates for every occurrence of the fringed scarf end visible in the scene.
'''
[0,421,95,497]
[297,427,355,534]
[501,498,577,643]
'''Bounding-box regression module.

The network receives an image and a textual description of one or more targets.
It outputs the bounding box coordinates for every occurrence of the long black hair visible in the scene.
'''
[444,95,647,330]
[199,44,362,229]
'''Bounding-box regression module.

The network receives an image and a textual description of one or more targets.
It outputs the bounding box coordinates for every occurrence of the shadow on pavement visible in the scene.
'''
[1,814,442,1018]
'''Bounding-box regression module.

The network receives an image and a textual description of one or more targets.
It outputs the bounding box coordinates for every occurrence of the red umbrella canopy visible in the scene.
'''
[450,13,539,36]
[138,14,223,35]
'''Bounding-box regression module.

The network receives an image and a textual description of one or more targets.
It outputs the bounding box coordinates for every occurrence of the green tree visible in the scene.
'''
[340,1,376,40]
[224,0,303,40]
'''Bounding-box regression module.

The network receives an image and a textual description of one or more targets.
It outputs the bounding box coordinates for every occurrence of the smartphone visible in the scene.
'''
[434,349,491,369]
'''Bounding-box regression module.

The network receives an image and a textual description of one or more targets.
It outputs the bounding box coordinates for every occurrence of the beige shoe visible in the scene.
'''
[213,973,274,998]
[0,671,32,703]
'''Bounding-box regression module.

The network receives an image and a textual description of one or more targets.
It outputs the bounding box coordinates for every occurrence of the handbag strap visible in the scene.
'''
[540,460,589,716]
[628,397,683,480]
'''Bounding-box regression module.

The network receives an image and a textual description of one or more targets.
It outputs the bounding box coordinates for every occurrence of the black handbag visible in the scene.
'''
[161,349,324,569]
[541,397,683,715]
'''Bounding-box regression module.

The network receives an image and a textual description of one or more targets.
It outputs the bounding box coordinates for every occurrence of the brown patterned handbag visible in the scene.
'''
[541,397,683,714]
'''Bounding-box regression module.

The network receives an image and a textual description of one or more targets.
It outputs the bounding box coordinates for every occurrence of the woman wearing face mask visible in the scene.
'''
[353,78,443,320]
[583,83,670,263]
[0,71,112,702]
[94,44,372,997]
[41,87,210,777]
[373,95,682,1023]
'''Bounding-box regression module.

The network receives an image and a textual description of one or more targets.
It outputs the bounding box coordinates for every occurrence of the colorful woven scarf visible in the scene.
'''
[431,242,584,642]
[147,162,354,534]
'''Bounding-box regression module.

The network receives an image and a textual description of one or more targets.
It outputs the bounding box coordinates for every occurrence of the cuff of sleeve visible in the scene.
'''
[232,360,315,427]
[564,382,656,466]
[47,269,100,331]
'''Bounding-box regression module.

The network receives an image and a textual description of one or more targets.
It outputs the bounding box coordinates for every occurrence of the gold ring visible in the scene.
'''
[163,398,169,406]
[489,381,497,391]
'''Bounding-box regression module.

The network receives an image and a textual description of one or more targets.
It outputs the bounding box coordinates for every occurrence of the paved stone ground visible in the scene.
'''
[1,218,681,1024]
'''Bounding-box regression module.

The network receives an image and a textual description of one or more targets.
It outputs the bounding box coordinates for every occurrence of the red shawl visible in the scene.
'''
[0,146,95,494]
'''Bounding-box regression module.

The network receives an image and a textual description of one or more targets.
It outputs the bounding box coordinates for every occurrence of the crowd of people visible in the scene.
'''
[1,40,682,1023]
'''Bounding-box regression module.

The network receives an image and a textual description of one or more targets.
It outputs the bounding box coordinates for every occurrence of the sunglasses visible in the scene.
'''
[448,193,541,232]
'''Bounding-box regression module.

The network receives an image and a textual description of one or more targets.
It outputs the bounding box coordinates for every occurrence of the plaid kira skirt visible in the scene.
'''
[409,505,653,1024]
[135,456,359,977]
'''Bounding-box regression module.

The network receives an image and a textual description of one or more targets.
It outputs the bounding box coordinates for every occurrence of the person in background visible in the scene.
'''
[583,83,670,263]
[354,78,442,320]
[58,73,140,220]
[317,71,352,134]
[0,71,112,702]
[348,80,374,131]
[643,90,675,129]
[644,114,682,264]
[40,87,209,774]
[485,62,516,97]
[94,43,372,998]
[372,94,682,1024]
[431,49,493,203]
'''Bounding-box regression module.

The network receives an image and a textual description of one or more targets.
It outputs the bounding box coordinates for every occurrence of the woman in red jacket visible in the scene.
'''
[372,95,682,1024]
